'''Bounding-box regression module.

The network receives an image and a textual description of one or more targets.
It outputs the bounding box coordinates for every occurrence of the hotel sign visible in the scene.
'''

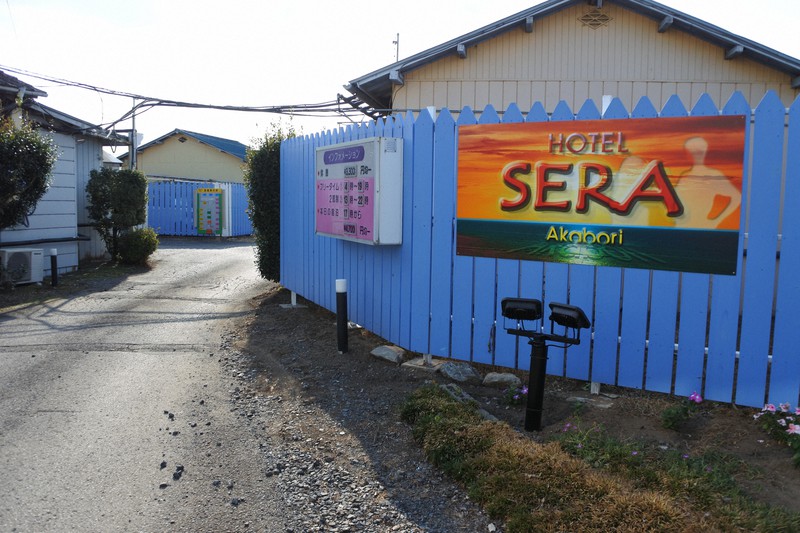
[456,116,746,275]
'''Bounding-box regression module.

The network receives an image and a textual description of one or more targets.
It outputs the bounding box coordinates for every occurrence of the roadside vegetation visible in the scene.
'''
[86,167,157,264]
[401,384,800,533]
[244,122,296,282]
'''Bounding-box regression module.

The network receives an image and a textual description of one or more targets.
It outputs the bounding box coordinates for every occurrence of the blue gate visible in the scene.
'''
[147,180,253,237]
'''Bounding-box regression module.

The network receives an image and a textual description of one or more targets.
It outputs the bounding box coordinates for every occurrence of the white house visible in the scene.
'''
[0,71,128,279]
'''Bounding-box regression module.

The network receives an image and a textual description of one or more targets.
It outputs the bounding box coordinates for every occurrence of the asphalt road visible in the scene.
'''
[0,238,282,532]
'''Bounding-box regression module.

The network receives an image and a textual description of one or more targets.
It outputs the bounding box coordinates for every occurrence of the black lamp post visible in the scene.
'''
[500,298,591,431]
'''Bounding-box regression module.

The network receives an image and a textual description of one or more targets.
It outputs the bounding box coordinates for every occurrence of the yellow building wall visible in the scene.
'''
[392,3,799,114]
[136,134,245,183]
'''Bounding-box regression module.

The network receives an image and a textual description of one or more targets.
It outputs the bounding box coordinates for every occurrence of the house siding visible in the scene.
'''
[76,138,111,259]
[392,3,798,113]
[0,132,79,274]
[136,135,245,183]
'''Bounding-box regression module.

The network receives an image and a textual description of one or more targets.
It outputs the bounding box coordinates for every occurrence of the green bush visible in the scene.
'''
[0,118,57,230]
[245,122,296,281]
[117,228,159,265]
[86,167,148,259]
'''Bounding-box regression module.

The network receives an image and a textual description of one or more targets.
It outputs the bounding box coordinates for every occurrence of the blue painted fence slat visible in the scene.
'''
[646,271,679,394]
[769,95,800,407]
[429,110,457,357]
[737,92,785,407]
[704,92,751,403]
[565,100,602,381]
[471,106,501,366]
[409,110,435,353]
[493,104,525,368]
[451,108,478,361]
[675,96,720,397]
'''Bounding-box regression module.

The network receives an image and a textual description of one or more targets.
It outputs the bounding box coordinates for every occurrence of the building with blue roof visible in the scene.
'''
[120,128,248,184]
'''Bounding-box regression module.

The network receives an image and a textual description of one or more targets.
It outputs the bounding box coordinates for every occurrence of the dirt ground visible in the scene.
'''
[235,286,799,517]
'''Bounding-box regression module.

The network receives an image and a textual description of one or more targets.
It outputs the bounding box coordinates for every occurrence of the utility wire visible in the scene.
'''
[0,64,369,128]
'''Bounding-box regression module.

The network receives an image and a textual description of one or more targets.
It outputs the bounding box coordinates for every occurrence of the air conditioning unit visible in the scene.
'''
[0,248,44,285]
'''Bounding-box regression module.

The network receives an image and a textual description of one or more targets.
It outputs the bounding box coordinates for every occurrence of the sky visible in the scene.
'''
[1,0,798,149]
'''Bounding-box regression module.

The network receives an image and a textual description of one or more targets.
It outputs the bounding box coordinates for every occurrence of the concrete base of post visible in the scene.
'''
[279,291,307,309]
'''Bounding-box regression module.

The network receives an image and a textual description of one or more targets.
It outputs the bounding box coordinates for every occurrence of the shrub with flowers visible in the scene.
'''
[502,384,529,406]
[753,402,800,467]
[661,391,703,430]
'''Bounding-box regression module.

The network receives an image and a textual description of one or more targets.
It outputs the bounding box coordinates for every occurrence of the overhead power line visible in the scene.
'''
[0,64,372,128]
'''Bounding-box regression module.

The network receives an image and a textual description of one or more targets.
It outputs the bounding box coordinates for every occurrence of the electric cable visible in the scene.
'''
[0,64,372,130]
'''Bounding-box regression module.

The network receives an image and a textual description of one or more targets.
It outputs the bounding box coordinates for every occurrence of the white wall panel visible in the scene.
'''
[391,2,799,115]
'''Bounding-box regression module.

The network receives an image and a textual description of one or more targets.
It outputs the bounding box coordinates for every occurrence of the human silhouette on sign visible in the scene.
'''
[676,136,741,229]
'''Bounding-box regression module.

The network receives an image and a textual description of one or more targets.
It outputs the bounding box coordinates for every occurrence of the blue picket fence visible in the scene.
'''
[280,92,800,409]
[147,180,253,237]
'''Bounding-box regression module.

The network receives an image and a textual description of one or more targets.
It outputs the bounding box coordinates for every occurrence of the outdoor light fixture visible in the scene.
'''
[501,297,542,324]
[548,302,590,342]
[500,297,591,432]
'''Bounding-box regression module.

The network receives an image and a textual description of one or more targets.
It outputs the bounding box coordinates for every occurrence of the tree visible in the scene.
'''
[86,167,148,259]
[0,118,57,230]
[244,123,296,281]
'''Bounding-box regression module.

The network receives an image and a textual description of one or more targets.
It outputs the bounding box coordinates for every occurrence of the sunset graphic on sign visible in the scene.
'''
[456,115,746,274]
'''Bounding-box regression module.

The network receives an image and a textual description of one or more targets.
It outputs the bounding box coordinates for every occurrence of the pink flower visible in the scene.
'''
[795,408,800,416]
[765,404,776,413]
[787,424,800,436]
[779,402,791,413]
[689,392,703,404]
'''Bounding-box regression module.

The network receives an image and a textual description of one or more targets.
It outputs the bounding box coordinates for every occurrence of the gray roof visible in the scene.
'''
[345,0,800,112]
[23,101,129,145]
[0,69,127,145]
[0,70,48,99]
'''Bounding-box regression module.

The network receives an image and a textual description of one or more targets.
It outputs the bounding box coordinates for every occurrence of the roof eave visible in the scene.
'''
[346,0,800,110]
[616,0,800,77]
[24,102,129,145]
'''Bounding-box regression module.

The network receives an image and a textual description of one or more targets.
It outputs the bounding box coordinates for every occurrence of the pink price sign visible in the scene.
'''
[316,178,376,241]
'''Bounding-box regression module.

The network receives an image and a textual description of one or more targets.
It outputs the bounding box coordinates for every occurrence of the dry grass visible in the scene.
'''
[401,384,800,533]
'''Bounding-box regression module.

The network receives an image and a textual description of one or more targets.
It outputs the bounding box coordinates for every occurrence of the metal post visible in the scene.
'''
[524,334,549,432]
[130,98,137,170]
[49,248,58,287]
[335,279,348,353]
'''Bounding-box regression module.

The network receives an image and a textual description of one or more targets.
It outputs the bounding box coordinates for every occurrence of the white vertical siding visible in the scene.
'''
[0,132,80,274]
[75,138,110,260]
[1,132,76,243]
[393,3,799,114]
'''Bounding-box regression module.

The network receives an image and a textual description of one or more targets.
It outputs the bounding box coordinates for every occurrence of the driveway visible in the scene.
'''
[0,238,283,532]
